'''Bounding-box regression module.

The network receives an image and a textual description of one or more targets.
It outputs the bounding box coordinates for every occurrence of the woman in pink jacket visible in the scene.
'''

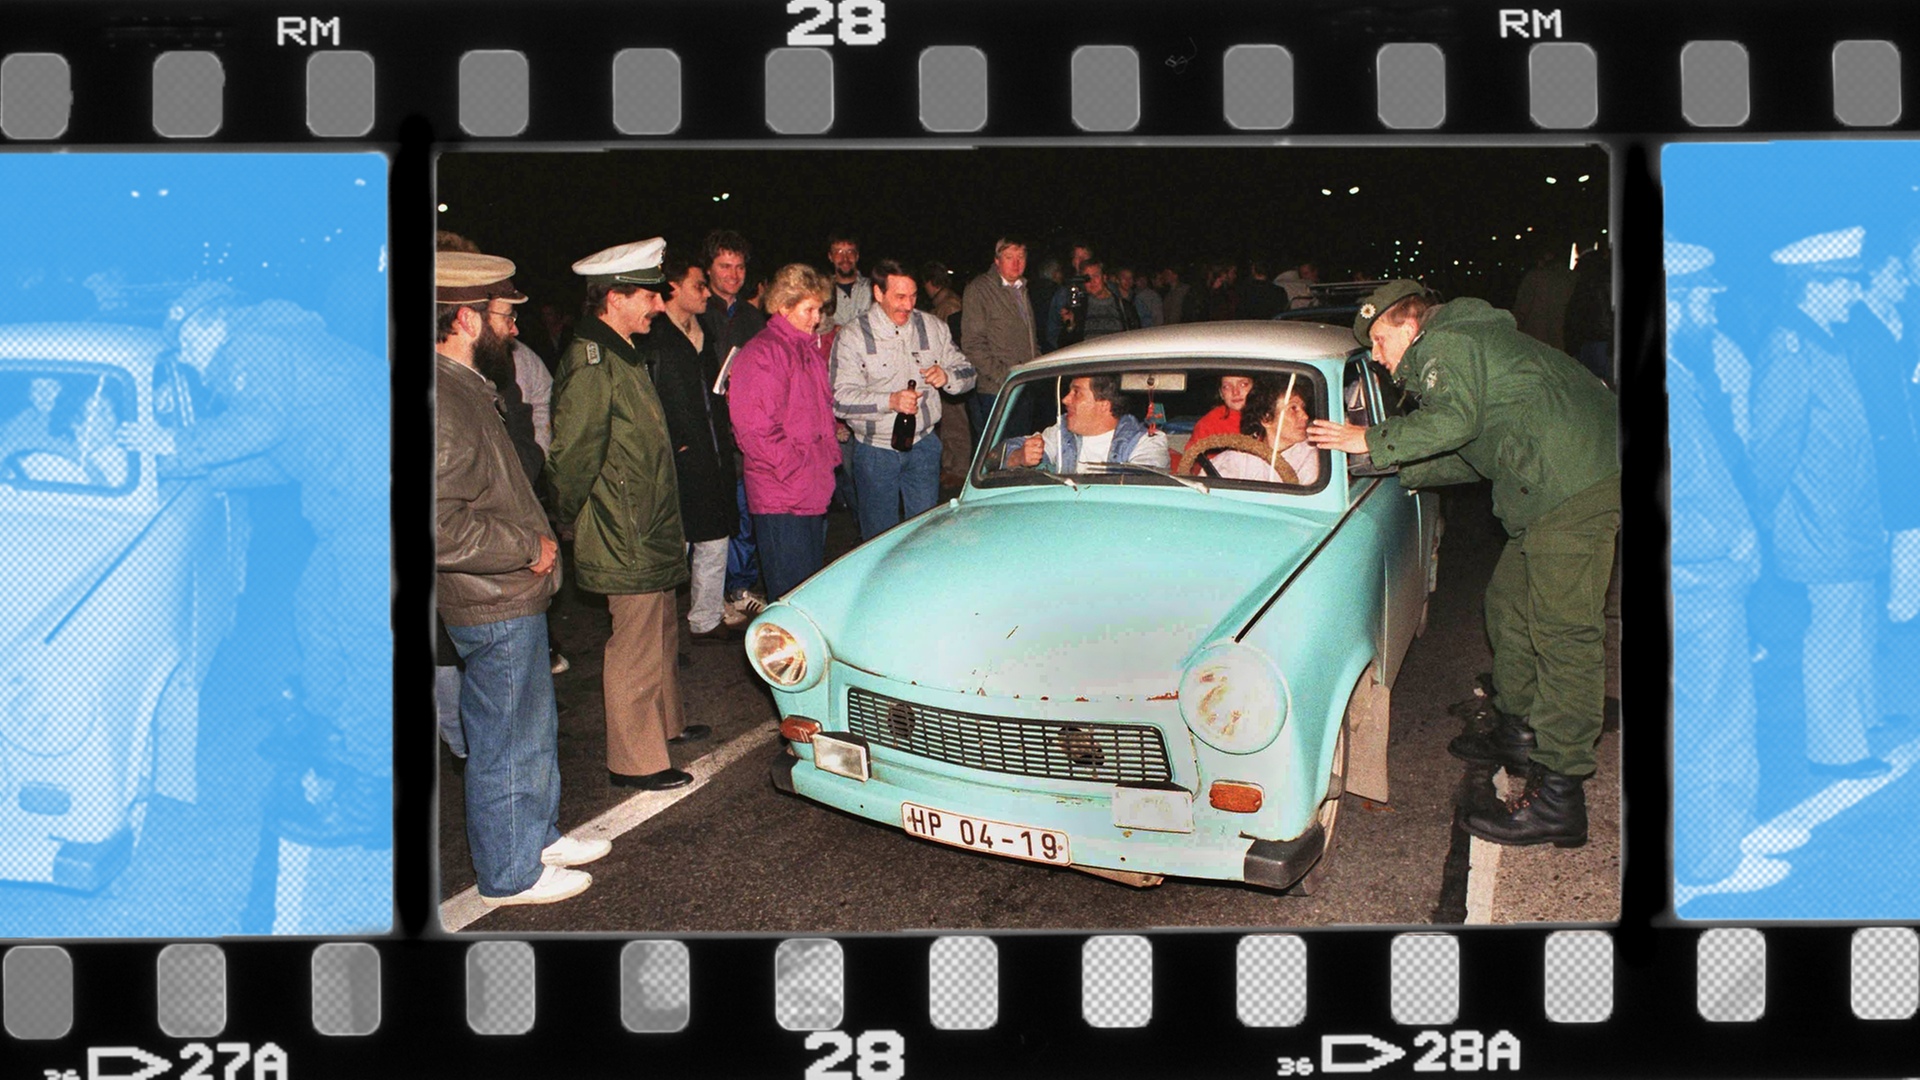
[727,263,841,599]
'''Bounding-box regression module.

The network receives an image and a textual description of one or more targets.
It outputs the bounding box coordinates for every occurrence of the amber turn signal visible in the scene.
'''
[779,717,821,743]
[1208,781,1264,813]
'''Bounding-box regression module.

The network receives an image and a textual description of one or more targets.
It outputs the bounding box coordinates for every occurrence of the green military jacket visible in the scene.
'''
[1365,298,1619,536]
[546,315,690,595]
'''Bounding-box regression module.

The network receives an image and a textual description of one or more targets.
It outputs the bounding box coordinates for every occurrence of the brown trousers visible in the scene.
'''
[604,590,687,776]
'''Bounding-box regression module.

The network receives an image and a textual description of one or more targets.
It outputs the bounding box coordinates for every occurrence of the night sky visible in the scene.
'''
[436,145,1609,309]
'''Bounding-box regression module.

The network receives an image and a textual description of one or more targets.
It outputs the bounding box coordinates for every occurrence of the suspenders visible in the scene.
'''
[854,313,933,445]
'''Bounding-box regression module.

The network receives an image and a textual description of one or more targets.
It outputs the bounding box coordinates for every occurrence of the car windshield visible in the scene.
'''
[0,363,141,495]
[975,362,1331,493]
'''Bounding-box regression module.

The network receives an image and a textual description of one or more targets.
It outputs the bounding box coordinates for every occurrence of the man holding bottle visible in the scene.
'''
[830,258,975,542]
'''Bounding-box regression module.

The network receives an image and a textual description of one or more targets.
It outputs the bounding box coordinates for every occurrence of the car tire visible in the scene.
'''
[1289,712,1350,897]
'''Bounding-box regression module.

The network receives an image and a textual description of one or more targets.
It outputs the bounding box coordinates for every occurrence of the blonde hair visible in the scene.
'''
[763,262,831,315]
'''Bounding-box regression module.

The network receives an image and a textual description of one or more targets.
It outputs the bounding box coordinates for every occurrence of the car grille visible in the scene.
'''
[845,688,1173,784]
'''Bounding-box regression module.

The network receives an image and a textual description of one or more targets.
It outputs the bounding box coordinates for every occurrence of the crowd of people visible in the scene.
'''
[1666,226,1920,894]
[433,224,1620,906]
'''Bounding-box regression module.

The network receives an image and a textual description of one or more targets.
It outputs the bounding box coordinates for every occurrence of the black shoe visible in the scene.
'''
[1447,708,1536,771]
[273,764,392,849]
[669,724,712,744]
[610,767,694,791]
[1461,764,1589,847]
[1806,757,1892,780]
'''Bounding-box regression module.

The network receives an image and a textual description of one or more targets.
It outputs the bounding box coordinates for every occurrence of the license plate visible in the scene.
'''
[900,802,1071,866]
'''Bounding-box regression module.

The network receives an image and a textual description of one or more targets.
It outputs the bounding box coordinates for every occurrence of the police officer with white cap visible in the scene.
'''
[546,239,709,793]
[1750,226,1894,779]
[116,278,392,846]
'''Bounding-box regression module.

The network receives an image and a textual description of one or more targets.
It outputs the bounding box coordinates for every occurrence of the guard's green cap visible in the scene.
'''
[1352,279,1430,345]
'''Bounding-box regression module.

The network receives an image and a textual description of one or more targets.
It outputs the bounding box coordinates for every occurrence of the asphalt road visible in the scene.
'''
[439,479,1625,932]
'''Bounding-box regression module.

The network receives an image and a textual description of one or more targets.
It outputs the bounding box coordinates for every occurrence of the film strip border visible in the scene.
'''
[0,1,1913,141]
[3,929,1918,1073]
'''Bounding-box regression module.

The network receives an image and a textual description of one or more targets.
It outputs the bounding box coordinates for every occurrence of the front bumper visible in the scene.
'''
[771,746,1325,890]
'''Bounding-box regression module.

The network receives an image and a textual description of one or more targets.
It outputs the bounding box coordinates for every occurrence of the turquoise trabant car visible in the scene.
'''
[749,320,1441,894]
[0,323,245,891]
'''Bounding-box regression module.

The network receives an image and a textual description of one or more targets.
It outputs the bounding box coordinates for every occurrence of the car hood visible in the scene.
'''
[788,491,1330,698]
[0,508,149,653]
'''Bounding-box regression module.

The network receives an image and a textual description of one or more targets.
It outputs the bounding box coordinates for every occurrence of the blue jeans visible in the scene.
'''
[967,391,997,452]
[725,477,760,596]
[434,664,466,758]
[754,513,828,600]
[850,435,941,542]
[445,614,562,898]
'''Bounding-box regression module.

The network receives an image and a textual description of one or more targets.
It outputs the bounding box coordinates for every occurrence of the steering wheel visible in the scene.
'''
[1174,432,1301,485]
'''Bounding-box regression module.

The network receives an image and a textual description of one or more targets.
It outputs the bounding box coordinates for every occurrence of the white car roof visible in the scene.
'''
[1021,319,1361,373]
[0,323,165,375]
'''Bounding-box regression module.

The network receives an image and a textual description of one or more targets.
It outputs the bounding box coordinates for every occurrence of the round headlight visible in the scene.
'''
[1177,642,1288,755]
[750,622,807,686]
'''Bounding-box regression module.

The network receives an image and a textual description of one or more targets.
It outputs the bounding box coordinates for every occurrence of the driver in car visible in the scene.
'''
[8,377,130,486]
[1207,374,1318,485]
[1007,374,1169,473]
[0,376,71,458]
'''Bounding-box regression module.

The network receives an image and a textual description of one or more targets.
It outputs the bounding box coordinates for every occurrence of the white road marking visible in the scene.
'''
[1675,735,1920,909]
[440,725,781,932]
[1463,767,1511,925]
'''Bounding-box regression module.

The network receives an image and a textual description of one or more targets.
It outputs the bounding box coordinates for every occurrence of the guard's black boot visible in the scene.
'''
[272,762,392,850]
[1447,706,1537,771]
[256,680,334,765]
[1461,764,1589,847]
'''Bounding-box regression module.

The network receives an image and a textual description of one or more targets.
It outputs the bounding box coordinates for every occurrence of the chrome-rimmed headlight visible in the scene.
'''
[746,606,830,693]
[1177,641,1288,755]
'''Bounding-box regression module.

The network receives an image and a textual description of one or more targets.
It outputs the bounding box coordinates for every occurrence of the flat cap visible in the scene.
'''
[436,252,528,304]
[1664,237,1724,291]
[1770,226,1863,276]
[571,237,671,291]
[1352,279,1431,345]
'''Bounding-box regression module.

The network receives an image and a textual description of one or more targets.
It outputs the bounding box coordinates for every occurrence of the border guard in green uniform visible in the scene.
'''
[1307,280,1620,847]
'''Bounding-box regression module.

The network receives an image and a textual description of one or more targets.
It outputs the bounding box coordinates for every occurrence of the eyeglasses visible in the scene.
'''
[483,307,519,324]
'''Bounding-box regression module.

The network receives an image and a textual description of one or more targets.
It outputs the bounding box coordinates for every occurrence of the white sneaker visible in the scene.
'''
[728,590,768,617]
[541,835,612,868]
[479,864,592,907]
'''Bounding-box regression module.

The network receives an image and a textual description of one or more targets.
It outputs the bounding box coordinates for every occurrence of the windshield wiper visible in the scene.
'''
[1080,461,1210,495]
[1024,468,1079,492]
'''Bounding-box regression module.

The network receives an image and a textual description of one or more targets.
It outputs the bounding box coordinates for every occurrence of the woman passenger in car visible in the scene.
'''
[1188,373,1253,446]
[1207,373,1319,485]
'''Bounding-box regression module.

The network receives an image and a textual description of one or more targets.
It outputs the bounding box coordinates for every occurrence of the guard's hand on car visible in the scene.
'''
[1020,434,1046,468]
[531,534,559,576]
[115,419,176,456]
[1306,418,1369,455]
[890,388,920,414]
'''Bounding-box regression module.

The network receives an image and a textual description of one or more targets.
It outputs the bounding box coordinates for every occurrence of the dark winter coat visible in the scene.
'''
[648,318,737,542]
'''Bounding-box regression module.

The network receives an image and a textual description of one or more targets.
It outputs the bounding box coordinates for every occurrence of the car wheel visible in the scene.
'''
[1289,713,1350,897]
